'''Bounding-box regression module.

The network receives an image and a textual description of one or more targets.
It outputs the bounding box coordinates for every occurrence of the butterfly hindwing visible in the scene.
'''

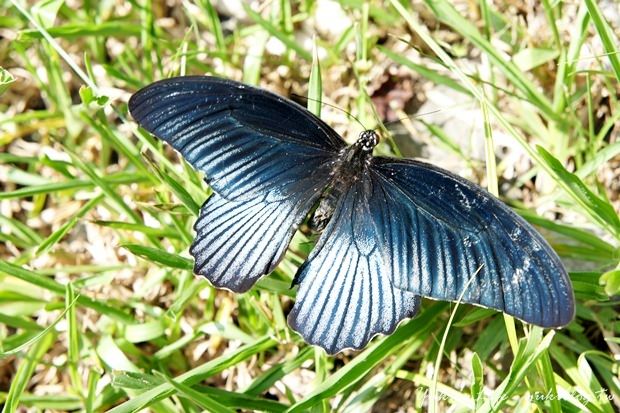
[288,175,421,354]
[128,76,344,200]
[370,157,574,327]
[191,190,321,292]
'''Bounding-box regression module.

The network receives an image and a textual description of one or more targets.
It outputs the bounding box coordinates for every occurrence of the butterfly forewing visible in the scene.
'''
[129,76,343,292]
[128,76,344,201]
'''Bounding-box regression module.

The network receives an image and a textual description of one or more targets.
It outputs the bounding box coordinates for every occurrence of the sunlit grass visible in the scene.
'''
[1,1,618,412]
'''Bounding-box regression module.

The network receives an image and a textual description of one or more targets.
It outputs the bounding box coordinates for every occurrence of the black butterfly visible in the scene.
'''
[129,76,574,354]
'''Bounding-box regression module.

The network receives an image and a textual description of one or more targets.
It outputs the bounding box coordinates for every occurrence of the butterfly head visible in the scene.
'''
[357,130,379,153]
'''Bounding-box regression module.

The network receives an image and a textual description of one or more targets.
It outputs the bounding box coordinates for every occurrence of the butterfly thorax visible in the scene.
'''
[338,129,379,172]
[309,130,378,232]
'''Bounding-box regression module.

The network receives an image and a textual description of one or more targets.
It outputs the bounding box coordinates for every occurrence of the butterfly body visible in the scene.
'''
[129,76,575,354]
[309,190,339,232]
[309,130,379,233]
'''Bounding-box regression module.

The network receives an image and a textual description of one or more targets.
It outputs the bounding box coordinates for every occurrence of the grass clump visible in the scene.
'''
[1,1,619,412]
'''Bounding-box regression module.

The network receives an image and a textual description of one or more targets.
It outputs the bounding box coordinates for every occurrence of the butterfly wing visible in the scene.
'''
[288,175,421,354]
[370,157,574,327]
[128,76,344,200]
[191,191,315,292]
[129,76,344,292]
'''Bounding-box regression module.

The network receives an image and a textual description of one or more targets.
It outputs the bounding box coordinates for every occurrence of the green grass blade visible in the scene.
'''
[390,0,620,241]
[36,194,104,256]
[0,172,148,200]
[537,145,620,237]
[0,261,133,323]
[199,0,225,54]
[121,244,192,270]
[125,320,165,343]
[286,303,448,412]
[107,335,277,413]
[1,330,56,412]
[420,0,559,123]
[244,346,314,396]
[65,283,82,396]
[0,66,15,95]
[19,21,142,40]
[308,37,322,117]
[584,0,620,82]
[9,0,98,92]
[93,220,181,239]
[142,156,201,216]
[379,45,471,95]
[0,295,78,358]
[162,375,235,413]
[243,4,311,61]
[478,329,555,412]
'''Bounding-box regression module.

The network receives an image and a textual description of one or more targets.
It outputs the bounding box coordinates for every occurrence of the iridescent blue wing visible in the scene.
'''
[128,76,344,200]
[129,76,343,292]
[190,191,315,292]
[370,157,574,327]
[288,174,421,354]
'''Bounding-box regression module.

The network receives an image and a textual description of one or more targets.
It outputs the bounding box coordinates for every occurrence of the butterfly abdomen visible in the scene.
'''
[309,190,339,232]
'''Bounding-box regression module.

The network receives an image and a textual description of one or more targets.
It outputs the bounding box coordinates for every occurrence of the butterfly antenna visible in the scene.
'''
[291,93,368,131]
[382,108,443,128]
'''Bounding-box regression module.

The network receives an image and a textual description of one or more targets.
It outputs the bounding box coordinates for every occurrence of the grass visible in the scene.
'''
[1,0,619,412]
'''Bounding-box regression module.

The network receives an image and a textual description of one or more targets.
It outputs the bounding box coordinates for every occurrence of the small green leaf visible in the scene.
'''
[79,86,107,106]
[111,371,165,390]
[31,0,65,27]
[79,84,94,104]
[471,353,484,408]
[600,269,620,296]
[0,67,15,95]
[537,145,620,238]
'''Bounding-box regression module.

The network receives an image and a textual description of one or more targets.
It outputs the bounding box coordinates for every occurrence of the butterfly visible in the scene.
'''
[128,76,575,354]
